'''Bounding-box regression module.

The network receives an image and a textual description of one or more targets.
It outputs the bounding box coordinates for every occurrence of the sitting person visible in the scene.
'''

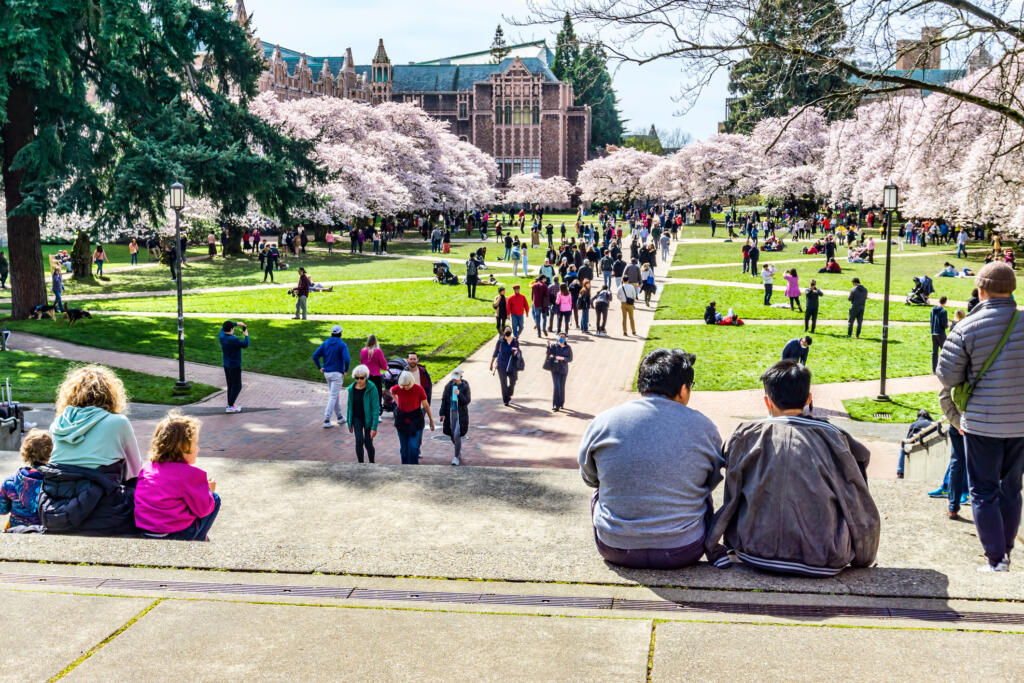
[937,262,958,277]
[818,258,842,274]
[1004,248,1016,268]
[898,409,940,478]
[135,412,220,542]
[717,307,745,326]
[705,360,880,576]
[846,247,866,263]
[486,273,499,286]
[704,301,722,325]
[1,429,52,532]
[39,365,142,535]
[579,349,724,570]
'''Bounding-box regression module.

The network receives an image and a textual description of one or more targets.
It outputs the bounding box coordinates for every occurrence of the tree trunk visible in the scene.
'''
[224,224,244,256]
[2,79,46,319]
[71,232,92,278]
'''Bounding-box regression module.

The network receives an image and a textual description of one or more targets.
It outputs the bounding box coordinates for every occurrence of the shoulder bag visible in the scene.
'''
[952,310,1020,412]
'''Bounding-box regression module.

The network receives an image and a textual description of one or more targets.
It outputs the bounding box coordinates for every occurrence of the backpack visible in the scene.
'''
[466,259,478,278]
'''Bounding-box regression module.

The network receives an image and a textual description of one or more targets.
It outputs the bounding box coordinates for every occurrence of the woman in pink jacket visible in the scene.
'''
[360,335,389,407]
[555,283,573,334]
[783,268,802,312]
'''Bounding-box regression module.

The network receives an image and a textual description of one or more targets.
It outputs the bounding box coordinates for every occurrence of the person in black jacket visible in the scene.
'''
[930,296,949,372]
[547,334,573,411]
[804,280,823,333]
[847,278,868,338]
[490,328,521,406]
[440,369,471,466]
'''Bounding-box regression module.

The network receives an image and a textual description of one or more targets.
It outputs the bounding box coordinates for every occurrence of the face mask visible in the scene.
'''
[558,337,566,344]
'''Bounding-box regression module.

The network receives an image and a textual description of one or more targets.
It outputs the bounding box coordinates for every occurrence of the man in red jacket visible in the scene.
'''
[508,284,530,340]
[531,276,549,337]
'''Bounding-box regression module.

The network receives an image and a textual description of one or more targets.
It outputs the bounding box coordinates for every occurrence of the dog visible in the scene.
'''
[31,305,57,321]
[63,308,93,326]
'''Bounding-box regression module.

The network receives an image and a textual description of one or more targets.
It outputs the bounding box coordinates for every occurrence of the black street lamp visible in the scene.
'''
[169,182,190,393]
[877,183,899,401]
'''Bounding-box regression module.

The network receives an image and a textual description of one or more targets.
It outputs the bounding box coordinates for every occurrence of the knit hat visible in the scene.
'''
[976,262,1017,294]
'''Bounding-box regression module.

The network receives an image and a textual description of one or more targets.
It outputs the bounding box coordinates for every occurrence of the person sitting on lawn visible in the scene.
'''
[938,262,958,277]
[705,360,880,577]
[818,258,842,274]
[704,301,722,325]
[1,429,52,532]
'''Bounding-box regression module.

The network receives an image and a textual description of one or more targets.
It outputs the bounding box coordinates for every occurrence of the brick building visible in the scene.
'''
[235,0,590,182]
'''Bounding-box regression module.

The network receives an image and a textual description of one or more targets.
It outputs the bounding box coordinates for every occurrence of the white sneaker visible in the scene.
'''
[978,560,1010,573]
[337,417,346,425]
[227,405,242,413]
[225,406,234,414]
[322,421,334,429]
[451,456,461,466]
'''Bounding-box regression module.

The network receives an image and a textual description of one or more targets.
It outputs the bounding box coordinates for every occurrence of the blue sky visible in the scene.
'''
[242,0,729,141]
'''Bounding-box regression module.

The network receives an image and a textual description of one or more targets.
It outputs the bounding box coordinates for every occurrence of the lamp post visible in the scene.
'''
[877,183,899,402]
[168,182,190,393]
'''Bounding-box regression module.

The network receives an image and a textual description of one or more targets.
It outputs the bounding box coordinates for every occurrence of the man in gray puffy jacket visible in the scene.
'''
[936,261,1024,573]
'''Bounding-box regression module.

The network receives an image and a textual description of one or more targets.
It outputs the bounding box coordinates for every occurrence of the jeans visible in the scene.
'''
[620,303,636,334]
[965,434,1024,565]
[763,284,773,305]
[551,371,568,409]
[591,490,708,570]
[602,271,613,289]
[948,430,968,513]
[742,257,749,273]
[53,292,65,313]
[497,368,517,404]
[323,371,345,422]
[804,309,818,332]
[957,243,967,258]
[848,307,864,337]
[504,247,512,261]
[510,314,525,339]
[398,429,423,465]
[580,307,590,332]
[532,306,544,334]
[130,252,138,265]
[352,416,375,463]
[295,295,307,320]
[224,366,243,407]
[144,493,221,541]
[662,245,669,261]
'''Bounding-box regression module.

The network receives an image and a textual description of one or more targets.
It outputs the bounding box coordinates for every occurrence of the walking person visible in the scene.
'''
[493,286,509,335]
[936,262,1024,572]
[360,335,389,408]
[507,284,530,339]
[930,296,949,373]
[579,279,592,333]
[207,231,217,257]
[129,238,139,266]
[313,324,351,428]
[511,242,522,276]
[292,267,311,320]
[847,277,868,338]
[804,280,823,333]
[263,244,278,283]
[346,365,380,463]
[490,327,521,406]
[93,244,108,277]
[783,268,802,311]
[390,371,435,465]
[761,263,776,305]
[617,280,638,336]
[51,268,66,313]
[218,321,249,413]
[554,283,573,334]
[531,275,549,337]
[748,243,760,277]
[546,334,573,411]
[593,286,611,336]
[439,368,471,466]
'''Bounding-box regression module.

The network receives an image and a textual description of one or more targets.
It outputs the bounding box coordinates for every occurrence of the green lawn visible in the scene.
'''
[670,242,828,267]
[80,277,536,317]
[843,392,942,424]
[655,283,935,322]
[2,316,496,384]
[643,323,933,391]
[4,349,219,405]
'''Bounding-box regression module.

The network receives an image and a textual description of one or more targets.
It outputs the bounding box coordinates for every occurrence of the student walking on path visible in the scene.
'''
[847,278,868,338]
[390,371,435,465]
[313,324,351,428]
[546,334,573,411]
[937,262,1024,572]
[616,280,638,336]
[490,327,521,406]
[292,267,311,320]
[346,365,380,463]
[493,286,509,335]
[93,244,108,277]
[218,321,249,413]
[360,335,389,408]
[507,284,530,339]
[439,368,471,466]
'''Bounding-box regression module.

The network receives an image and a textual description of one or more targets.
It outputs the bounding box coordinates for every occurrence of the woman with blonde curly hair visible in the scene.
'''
[38,365,141,535]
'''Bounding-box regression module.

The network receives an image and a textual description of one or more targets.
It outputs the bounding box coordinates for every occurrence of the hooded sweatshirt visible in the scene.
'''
[49,406,142,479]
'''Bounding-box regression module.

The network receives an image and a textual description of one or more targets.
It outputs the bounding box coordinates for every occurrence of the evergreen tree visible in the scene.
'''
[490,25,511,63]
[574,44,624,150]
[623,125,664,155]
[0,0,325,318]
[723,0,853,134]
[551,13,580,81]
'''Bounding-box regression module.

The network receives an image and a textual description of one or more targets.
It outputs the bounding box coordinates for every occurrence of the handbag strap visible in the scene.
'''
[971,310,1020,392]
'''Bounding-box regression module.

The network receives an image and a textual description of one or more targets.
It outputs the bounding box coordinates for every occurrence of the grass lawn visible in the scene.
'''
[4,349,219,405]
[670,241,827,267]
[643,323,933,391]
[80,277,536,317]
[2,316,496,384]
[677,245,1001,303]
[655,283,934,322]
[842,392,941,424]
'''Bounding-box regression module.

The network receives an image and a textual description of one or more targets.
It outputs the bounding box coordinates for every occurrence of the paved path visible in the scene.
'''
[652,318,928,327]
[667,246,988,271]
[87,310,496,323]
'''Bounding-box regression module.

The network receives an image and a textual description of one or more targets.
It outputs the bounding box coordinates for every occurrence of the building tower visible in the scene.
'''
[371,39,392,105]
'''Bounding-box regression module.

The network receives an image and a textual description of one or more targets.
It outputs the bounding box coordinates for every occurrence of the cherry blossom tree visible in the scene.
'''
[578,147,661,207]
[503,174,573,208]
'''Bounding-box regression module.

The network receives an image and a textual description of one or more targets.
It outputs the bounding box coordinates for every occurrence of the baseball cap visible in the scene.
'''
[451,368,464,378]
[512,284,520,289]
[331,324,343,334]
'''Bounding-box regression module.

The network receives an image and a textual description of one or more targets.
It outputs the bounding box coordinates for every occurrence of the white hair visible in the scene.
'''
[351,364,370,379]
[397,371,415,388]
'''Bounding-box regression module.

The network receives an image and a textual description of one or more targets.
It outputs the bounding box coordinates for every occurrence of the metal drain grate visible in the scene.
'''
[3,572,1024,626]
[874,412,892,420]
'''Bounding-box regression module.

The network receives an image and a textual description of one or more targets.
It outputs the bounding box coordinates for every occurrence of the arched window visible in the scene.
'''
[495,105,503,125]
[532,105,540,124]
[504,104,512,125]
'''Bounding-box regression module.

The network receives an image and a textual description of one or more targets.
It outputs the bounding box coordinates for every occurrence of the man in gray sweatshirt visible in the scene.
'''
[578,348,724,569]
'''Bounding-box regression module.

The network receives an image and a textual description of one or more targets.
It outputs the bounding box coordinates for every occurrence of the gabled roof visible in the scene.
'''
[416,40,555,66]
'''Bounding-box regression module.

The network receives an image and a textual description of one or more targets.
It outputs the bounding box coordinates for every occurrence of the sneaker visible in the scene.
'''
[229,405,242,413]
[337,417,346,425]
[323,421,334,429]
[451,456,461,466]
[978,560,1010,572]
[960,493,970,505]
[926,487,948,498]
[947,510,960,520]
[225,406,234,414]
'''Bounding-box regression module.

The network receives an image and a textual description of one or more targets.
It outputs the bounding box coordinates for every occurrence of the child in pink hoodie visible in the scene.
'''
[135,412,220,541]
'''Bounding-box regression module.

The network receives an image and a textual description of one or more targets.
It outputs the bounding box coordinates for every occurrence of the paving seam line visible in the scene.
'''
[4,571,1023,628]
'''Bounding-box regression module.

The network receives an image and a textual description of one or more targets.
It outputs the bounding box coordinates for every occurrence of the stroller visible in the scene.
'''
[905,277,928,305]
[381,358,410,413]
[433,260,459,285]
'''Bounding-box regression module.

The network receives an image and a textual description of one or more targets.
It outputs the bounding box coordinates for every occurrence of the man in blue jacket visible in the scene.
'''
[219,320,249,413]
[313,324,351,428]
[930,296,949,372]
[781,336,811,365]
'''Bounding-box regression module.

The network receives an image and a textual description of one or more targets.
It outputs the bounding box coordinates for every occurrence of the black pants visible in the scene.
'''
[848,307,864,337]
[804,308,818,333]
[595,305,608,331]
[557,310,571,333]
[263,266,274,283]
[224,366,243,407]
[496,315,507,334]
[964,434,1024,566]
[368,375,383,408]
[552,371,567,409]
[763,284,773,305]
[931,333,946,373]
[497,368,517,405]
[351,416,375,463]
[466,277,477,298]
[789,296,802,311]
[750,259,758,275]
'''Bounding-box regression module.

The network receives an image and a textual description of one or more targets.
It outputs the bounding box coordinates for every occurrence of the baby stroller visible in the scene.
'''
[905,277,928,305]
[381,358,409,413]
[433,260,459,285]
